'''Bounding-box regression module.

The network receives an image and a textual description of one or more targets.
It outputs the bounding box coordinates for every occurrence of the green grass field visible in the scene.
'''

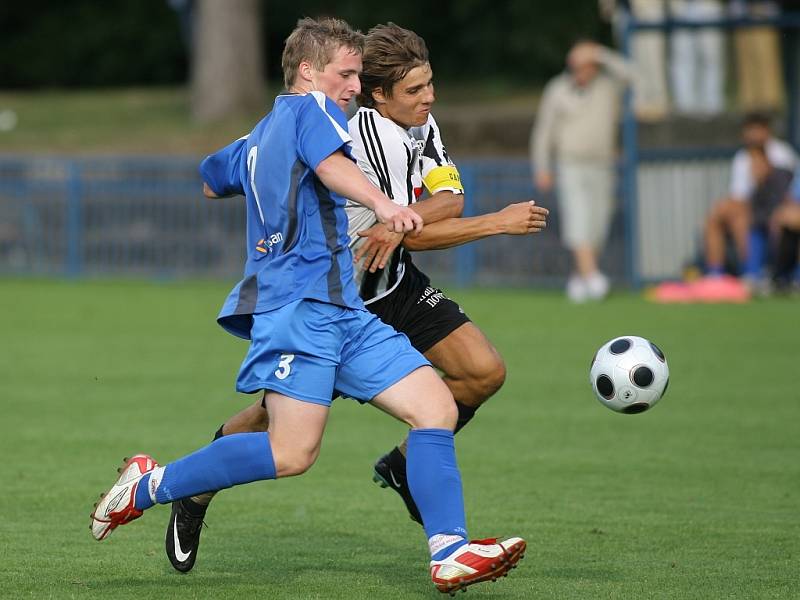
[1,279,797,599]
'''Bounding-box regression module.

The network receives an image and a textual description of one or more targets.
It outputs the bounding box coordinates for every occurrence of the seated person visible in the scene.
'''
[703,112,796,278]
[769,175,800,291]
[742,144,794,282]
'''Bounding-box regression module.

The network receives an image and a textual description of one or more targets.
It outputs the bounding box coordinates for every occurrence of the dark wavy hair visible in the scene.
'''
[358,23,429,108]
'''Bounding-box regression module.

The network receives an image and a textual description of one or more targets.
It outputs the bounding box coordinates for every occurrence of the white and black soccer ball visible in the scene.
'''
[590,335,669,414]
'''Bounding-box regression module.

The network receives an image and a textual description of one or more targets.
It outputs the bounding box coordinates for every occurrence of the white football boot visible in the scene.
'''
[430,536,526,595]
[90,454,158,541]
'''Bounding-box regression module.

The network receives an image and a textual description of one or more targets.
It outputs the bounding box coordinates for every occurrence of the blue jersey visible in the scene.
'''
[201,92,365,339]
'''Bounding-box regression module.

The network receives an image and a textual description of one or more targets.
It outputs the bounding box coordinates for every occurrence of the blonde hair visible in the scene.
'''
[282,17,364,89]
[358,23,429,108]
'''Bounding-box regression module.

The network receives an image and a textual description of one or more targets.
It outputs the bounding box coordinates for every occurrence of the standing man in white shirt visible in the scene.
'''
[531,40,633,302]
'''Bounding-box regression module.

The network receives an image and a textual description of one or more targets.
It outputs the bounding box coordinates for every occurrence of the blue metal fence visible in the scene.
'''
[1,154,731,287]
[0,156,629,287]
[0,157,242,279]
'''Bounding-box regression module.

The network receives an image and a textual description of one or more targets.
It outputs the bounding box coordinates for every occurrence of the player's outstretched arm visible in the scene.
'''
[316,151,423,235]
[412,190,464,222]
[402,200,548,251]
[353,190,465,272]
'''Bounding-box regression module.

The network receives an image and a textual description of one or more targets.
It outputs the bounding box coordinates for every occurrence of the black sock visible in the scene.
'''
[454,401,478,434]
[212,425,225,441]
[387,446,407,475]
[180,496,208,516]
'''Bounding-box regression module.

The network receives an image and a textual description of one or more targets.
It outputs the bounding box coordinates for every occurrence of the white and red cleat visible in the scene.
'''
[90,454,158,541]
[430,536,526,595]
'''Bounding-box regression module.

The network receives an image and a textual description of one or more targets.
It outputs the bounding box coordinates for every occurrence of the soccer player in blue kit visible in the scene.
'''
[89,17,525,594]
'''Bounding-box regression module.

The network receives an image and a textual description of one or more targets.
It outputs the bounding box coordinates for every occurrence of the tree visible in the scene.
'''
[190,0,266,122]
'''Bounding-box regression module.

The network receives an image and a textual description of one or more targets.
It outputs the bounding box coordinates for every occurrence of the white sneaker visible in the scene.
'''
[430,536,526,595]
[566,275,589,303]
[586,272,610,300]
[90,454,158,541]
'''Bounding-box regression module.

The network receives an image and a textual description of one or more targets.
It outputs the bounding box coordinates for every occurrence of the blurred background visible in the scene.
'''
[4,6,800,599]
[1,0,800,292]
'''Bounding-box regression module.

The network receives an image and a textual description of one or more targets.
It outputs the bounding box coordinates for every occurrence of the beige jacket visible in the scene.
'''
[531,48,632,173]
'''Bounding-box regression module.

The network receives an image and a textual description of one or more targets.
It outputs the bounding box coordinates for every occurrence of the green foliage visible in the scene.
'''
[0,1,608,89]
[267,0,610,85]
[1,279,798,599]
[0,0,187,87]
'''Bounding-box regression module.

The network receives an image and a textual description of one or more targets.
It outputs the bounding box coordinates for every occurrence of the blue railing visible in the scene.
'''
[0,153,736,287]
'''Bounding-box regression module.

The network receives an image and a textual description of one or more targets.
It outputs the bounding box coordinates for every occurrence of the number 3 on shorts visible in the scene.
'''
[275,353,295,380]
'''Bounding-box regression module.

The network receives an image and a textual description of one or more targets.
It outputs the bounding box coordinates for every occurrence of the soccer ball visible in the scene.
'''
[589,335,669,414]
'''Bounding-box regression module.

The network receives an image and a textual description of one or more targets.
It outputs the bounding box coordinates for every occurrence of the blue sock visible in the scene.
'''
[133,432,276,510]
[744,228,767,278]
[406,428,468,560]
[134,472,155,510]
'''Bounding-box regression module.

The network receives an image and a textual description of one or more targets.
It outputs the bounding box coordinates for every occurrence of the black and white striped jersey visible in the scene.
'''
[346,106,462,304]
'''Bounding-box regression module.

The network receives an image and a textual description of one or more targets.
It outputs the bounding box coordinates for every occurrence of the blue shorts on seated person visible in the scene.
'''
[235,299,430,406]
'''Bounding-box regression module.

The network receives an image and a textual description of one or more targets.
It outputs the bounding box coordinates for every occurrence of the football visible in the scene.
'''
[590,335,669,414]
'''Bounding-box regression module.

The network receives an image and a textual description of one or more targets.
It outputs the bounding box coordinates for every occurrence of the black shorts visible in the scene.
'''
[366,262,471,354]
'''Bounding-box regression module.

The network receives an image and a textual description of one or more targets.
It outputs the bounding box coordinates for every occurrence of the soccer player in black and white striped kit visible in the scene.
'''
[344,23,547,523]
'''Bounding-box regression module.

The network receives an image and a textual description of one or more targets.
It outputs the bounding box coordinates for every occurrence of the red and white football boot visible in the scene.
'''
[90,454,158,541]
[430,536,526,595]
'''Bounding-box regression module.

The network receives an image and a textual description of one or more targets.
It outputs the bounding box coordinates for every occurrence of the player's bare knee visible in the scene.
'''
[273,448,318,478]
[467,355,506,403]
[276,458,314,478]
[440,397,458,429]
[404,385,457,430]
[418,399,457,431]
[486,355,507,396]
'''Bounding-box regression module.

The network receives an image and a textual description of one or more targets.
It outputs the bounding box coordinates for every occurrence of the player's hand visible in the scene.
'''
[496,201,549,235]
[354,224,404,272]
[373,199,423,235]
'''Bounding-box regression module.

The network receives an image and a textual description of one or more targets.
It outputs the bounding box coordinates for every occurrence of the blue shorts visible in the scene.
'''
[235,299,430,406]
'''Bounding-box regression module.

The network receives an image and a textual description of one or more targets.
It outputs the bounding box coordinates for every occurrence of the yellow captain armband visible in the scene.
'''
[423,166,464,194]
